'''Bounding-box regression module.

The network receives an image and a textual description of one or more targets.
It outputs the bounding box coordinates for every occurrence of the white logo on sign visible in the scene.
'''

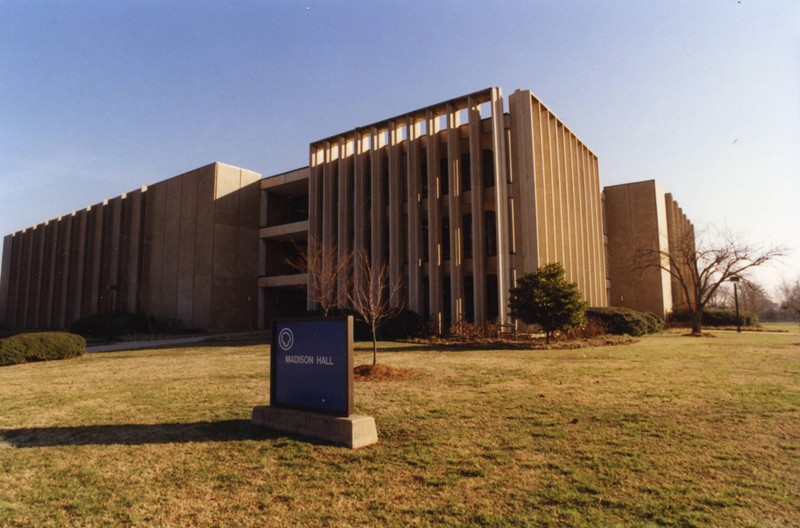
[277,328,294,351]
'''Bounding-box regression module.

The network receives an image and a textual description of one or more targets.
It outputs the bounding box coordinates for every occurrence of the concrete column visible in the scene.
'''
[176,172,198,326]
[30,223,46,327]
[426,111,442,333]
[68,210,88,325]
[102,196,123,314]
[406,117,423,314]
[446,104,463,326]
[352,133,367,301]
[122,188,144,314]
[307,148,323,311]
[388,121,404,308]
[19,228,35,327]
[370,128,385,275]
[192,168,215,328]
[322,141,336,261]
[490,87,511,325]
[83,203,105,317]
[42,220,58,327]
[508,90,537,274]
[590,154,606,305]
[53,215,72,328]
[468,99,486,324]
[571,134,588,298]
[0,235,12,325]
[337,137,353,307]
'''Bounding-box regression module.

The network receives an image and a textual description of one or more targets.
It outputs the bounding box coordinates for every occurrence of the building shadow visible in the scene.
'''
[0,419,282,448]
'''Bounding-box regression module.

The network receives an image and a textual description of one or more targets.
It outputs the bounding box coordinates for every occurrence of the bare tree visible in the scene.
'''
[780,278,800,325]
[719,278,774,316]
[634,228,785,334]
[285,237,351,318]
[347,249,403,366]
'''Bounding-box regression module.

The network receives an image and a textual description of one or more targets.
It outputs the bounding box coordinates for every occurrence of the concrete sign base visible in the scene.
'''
[252,405,378,450]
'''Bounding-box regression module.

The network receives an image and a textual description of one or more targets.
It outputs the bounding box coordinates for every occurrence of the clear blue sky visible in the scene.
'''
[1,0,798,294]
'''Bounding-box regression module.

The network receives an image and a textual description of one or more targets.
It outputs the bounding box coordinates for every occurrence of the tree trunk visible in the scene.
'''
[691,308,703,334]
[371,325,378,366]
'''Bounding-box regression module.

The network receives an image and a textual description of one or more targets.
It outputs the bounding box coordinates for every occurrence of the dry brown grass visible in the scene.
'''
[1,331,798,527]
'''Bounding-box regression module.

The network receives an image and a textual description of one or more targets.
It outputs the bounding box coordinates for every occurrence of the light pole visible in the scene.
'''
[730,276,741,333]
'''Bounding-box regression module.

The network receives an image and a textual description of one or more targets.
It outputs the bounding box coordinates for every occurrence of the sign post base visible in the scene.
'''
[252,406,378,450]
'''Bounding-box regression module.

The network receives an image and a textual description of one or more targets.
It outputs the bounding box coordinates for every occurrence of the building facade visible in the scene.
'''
[603,180,694,318]
[0,87,694,334]
[291,87,607,333]
[0,163,261,331]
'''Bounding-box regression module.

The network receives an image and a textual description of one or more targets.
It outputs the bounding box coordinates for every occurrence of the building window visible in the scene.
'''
[439,157,449,196]
[461,153,471,192]
[463,276,474,323]
[484,211,497,257]
[486,274,499,321]
[482,149,495,188]
[441,217,450,261]
[462,213,472,259]
[421,219,430,263]
[420,159,428,199]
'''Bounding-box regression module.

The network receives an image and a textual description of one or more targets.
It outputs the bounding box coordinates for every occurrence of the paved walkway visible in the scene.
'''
[86,336,210,353]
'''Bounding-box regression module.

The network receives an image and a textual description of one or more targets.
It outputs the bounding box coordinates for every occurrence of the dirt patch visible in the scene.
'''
[685,332,717,338]
[353,363,422,381]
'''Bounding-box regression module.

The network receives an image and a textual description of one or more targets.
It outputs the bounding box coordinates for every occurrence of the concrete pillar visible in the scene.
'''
[468,99,486,324]
[41,220,58,327]
[176,172,198,326]
[0,235,12,325]
[446,104,463,327]
[490,87,511,325]
[406,117,423,314]
[426,110,443,333]
[337,137,353,307]
[307,148,323,311]
[388,121,404,308]
[53,214,72,328]
[353,133,368,303]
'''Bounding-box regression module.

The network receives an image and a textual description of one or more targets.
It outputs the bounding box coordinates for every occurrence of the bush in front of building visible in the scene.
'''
[0,332,86,366]
[0,338,25,366]
[586,307,662,337]
[69,312,156,338]
[508,263,587,344]
[669,307,758,327]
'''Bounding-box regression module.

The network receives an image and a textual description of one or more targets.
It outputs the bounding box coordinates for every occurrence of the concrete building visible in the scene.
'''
[0,86,694,333]
[287,87,607,333]
[0,163,261,331]
[603,180,694,318]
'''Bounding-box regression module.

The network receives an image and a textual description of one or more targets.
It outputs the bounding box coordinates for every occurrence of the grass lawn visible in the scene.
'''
[1,330,798,527]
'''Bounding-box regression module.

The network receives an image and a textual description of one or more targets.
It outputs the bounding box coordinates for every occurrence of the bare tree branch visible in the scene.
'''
[633,227,785,334]
[347,249,404,365]
[284,237,351,318]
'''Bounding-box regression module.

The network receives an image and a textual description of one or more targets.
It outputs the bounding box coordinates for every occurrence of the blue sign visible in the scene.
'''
[270,317,353,416]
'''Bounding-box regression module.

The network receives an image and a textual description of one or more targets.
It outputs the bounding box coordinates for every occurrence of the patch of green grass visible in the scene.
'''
[0,331,798,526]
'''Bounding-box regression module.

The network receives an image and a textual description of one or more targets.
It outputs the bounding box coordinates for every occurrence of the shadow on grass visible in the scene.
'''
[0,419,284,448]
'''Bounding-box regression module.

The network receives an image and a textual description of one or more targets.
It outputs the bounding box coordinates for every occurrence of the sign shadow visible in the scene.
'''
[0,419,280,448]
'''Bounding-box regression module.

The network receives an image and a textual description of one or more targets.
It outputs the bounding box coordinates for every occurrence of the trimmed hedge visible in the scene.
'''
[586,307,663,336]
[70,312,156,338]
[0,338,25,366]
[0,332,86,366]
[669,307,758,327]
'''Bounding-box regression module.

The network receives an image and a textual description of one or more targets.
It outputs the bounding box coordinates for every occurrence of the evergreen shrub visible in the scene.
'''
[669,307,757,327]
[586,307,661,336]
[0,332,85,366]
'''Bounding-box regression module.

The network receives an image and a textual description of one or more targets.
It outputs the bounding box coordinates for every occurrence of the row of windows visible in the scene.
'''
[420,149,495,198]
[420,211,498,262]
